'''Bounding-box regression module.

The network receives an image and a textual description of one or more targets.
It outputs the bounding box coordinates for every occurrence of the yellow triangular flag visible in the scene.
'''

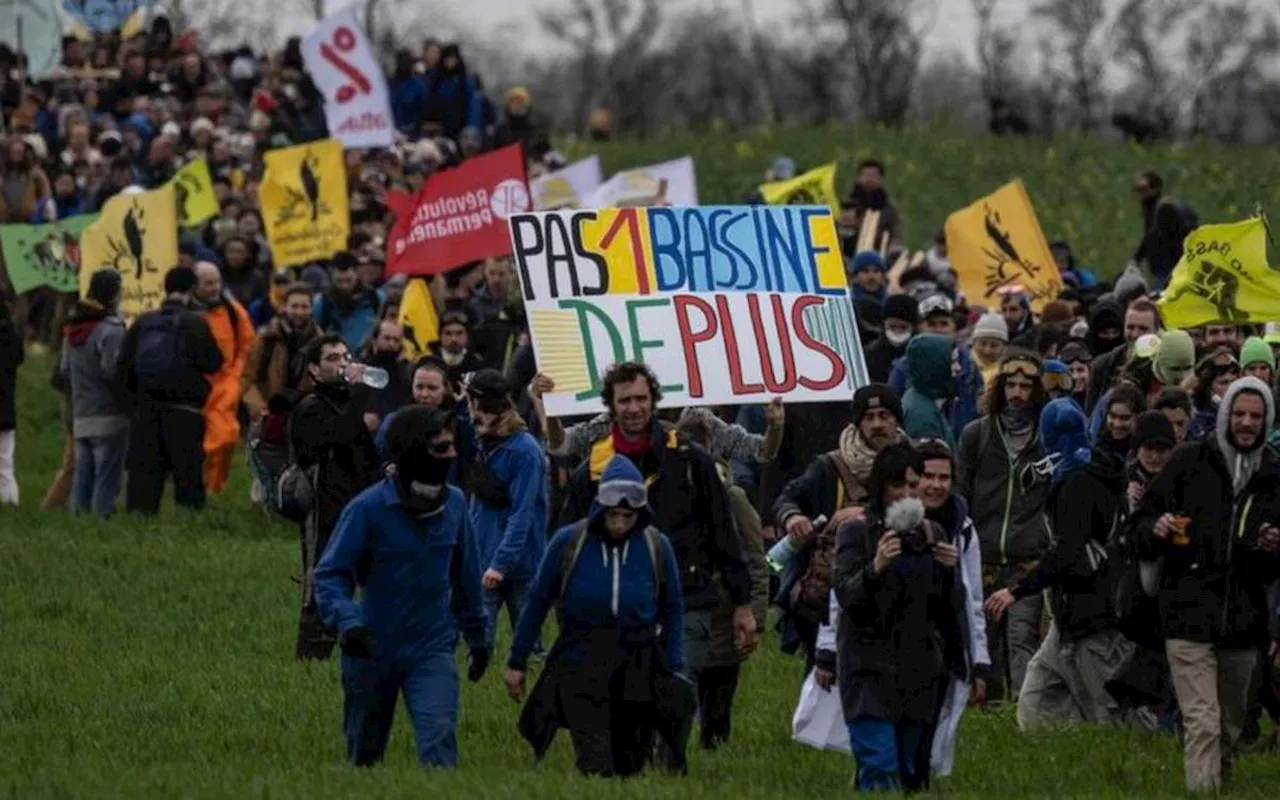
[1158,218,1280,327]
[398,277,440,361]
[944,179,1063,313]
[259,138,349,268]
[79,186,179,323]
[758,163,840,211]
[170,159,219,228]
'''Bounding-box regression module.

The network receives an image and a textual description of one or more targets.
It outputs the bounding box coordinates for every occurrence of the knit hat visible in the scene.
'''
[850,250,885,275]
[1113,264,1150,306]
[970,312,1008,343]
[87,269,122,308]
[1152,330,1196,386]
[1240,336,1275,370]
[1131,410,1175,452]
[851,383,903,426]
[883,294,920,325]
[1040,300,1073,325]
[1059,341,1092,365]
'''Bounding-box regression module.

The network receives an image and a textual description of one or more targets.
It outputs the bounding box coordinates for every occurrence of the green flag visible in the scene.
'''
[0,214,98,295]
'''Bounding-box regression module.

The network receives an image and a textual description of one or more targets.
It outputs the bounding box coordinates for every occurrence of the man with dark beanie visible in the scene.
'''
[117,266,224,514]
[61,269,129,516]
[864,294,919,383]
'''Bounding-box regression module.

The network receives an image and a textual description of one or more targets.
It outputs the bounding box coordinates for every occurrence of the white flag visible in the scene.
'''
[531,155,602,210]
[584,156,699,209]
[301,7,395,149]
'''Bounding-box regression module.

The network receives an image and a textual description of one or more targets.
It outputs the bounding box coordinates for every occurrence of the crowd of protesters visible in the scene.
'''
[0,20,1277,796]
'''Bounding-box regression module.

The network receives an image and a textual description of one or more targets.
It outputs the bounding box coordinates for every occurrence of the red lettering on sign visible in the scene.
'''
[673,295,716,398]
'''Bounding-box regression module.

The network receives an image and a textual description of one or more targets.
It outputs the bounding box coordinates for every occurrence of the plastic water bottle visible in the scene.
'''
[350,364,390,389]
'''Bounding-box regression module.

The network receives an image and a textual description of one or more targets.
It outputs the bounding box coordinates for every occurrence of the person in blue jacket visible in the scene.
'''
[504,454,689,777]
[889,295,983,436]
[313,405,490,768]
[389,49,428,136]
[466,369,548,650]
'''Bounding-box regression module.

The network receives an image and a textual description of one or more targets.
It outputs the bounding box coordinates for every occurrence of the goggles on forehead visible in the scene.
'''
[597,480,647,510]
[1042,372,1073,391]
[1000,357,1043,380]
[919,295,954,318]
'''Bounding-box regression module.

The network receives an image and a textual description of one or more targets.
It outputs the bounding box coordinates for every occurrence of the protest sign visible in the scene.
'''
[385,144,529,277]
[585,156,698,208]
[0,0,61,76]
[171,158,218,228]
[759,163,840,211]
[0,214,96,294]
[532,155,602,210]
[80,186,177,322]
[300,7,394,149]
[259,138,349,268]
[945,179,1062,312]
[510,205,869,416]
[1158,218,1280,327]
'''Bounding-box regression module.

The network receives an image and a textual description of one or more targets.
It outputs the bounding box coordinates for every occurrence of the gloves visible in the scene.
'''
[467,647,491,682]
[340,626,376,659]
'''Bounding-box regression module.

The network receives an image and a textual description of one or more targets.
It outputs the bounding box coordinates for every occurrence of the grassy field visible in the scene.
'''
[3,352,1279,799]
[574,126,1280,280]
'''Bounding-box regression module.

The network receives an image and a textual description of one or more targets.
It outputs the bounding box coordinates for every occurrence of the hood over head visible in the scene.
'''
[589,455,653,531]
[1038,397,1092,484]
[1153,330,1195,386]
[906,334,956,401]
[1216,376,1275,495]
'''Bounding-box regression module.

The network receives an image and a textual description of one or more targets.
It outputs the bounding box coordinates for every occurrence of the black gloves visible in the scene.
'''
[467,647,491,682]
[340,626,377,659]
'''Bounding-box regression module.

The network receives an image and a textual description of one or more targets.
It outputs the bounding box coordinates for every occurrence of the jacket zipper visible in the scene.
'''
[1221,493,1253,635]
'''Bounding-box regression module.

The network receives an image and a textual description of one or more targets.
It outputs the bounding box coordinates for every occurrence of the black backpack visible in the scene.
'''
[133,311,186,385]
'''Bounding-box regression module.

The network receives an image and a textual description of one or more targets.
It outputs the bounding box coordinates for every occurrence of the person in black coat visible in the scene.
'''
[833,441,965,793]
[864,294,918,384]
[290,333,382,661]
[0,296,24,505]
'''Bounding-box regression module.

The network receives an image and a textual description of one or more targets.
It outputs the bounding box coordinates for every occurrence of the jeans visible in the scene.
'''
[342,650,459,767]
[484,576,533,651]
[72,431,129,517]
[846,717,932,792]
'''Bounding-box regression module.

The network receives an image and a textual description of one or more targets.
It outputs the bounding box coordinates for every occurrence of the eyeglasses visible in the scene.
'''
[1000,357,1042,379]
[597,479,647,509]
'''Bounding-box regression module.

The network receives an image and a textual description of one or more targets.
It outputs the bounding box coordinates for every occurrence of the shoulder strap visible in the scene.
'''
[643,525,666,604]
[824,451,860,509]
[558,520,591,601]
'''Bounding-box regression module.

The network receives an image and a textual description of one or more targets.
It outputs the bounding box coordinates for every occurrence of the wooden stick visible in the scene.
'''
[856,210,880,253]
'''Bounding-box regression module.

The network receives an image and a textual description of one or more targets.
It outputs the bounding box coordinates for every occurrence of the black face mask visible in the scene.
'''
[395,452,453,516]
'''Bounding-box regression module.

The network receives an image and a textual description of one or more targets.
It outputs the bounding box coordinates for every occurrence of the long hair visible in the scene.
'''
[984,350,1049,417]
[867,441,924,512]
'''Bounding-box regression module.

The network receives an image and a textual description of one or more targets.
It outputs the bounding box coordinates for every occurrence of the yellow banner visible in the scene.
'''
[259,139,349,268]
[398,277,440,361]
[1158,218,1280,328]
[945,179,1063,312]
[79,186,179,323]
[758,163,839,211]
[171,159,219,228]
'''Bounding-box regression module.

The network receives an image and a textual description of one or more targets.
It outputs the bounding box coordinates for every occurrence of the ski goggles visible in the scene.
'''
[999,356,1043,380]
[918,294,954,318]
[1042,371,1072,391]
[597,479,648,509]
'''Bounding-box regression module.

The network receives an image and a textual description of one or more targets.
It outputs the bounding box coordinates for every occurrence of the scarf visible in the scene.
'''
[611,422,651,458]
[1000,403,1036,437]
[838,424,905,484]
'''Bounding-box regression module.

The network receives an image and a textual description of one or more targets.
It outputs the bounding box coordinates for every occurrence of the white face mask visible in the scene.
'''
[885,329,913,347]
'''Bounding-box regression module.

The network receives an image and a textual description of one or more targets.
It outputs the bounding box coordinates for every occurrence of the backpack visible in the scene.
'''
[272,405,322,524]
[556,520,667,606]
[789,452,863,625]
[132,311,186,384]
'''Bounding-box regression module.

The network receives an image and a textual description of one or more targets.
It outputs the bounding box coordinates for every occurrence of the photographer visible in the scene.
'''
[831,442,966,792]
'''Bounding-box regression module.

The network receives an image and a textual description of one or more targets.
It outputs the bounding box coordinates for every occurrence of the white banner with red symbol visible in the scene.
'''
[301,7,395,150]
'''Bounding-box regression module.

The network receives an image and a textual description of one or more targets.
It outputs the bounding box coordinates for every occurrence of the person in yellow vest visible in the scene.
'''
[194,262,255,494]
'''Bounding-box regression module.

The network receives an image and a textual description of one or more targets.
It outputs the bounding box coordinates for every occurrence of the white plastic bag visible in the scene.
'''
[791,671,851,754]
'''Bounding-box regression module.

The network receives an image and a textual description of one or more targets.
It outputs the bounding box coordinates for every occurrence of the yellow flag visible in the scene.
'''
[79,186,179,323]
[758,163,840,211]
[170,159,219,228]
[1157,218,1280,328]
[398,278,440,361]
[259,139,349,268]
[945,179,1063,313]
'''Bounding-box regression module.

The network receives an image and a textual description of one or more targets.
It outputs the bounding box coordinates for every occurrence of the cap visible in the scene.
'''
[851,383,903,427]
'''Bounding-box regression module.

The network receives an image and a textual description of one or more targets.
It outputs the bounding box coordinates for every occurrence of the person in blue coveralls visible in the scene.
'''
[466,369,549,650]
[313,405,490,768]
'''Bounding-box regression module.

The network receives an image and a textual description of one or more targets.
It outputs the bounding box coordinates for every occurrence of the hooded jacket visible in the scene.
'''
[313,479,488,662]
[60,305,127,437]
[889,342,983,438]
[470,413,548,582]
[1130,377,1280,647]
[902,334,957,447]
[1084,300,1127,414]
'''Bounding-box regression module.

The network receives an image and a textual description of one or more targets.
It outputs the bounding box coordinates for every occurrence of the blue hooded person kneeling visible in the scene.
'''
[313,405,490,768]
[505,455,694,777]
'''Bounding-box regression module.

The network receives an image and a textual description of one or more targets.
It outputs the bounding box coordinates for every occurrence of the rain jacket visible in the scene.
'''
[470,415,548,582]
[956,414,1054,568]
[313,479,488,661]
[60,305,128,438]
[901,333,957,447]
[889,342,983,438]
[201,293,255,454]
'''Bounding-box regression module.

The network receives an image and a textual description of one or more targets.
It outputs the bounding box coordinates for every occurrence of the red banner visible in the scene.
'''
[385,145,530,276]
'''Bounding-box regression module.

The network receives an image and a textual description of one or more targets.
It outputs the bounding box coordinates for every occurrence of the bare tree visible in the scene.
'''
[1182,1,1280,140]
[971,0,1018,103]
[739,0,780,125]
[815,0,931,125]
[1112,0,1196,136]
[1033,0,1119,131]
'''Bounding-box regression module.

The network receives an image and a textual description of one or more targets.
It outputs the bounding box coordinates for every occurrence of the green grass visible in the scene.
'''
[570,126,1280,279]
[3,353,1278,798]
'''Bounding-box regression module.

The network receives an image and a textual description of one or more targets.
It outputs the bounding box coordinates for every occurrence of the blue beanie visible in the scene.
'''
[850,250,886,275]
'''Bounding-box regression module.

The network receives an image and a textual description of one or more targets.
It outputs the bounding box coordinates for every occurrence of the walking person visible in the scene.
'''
[194,262,255,495]
[0,293,22,505]
[313,406,490,768]
[61,269,129,516]
[505,455,690,777]
[117,266,224,514]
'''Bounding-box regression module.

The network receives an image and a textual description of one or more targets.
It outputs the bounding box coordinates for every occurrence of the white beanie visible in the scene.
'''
[971,312,1008,343]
